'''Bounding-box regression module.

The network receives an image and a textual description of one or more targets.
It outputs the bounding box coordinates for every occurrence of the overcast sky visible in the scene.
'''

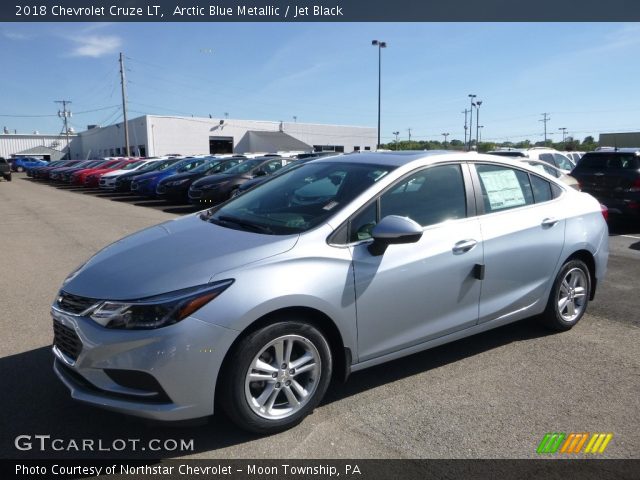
[2,22,639,144]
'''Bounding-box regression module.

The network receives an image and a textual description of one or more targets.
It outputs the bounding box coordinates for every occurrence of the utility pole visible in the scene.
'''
[372,40,387,150]
[540,113,550,145]
[119,52,130,157]
[462,109,469,146]
[478,126,484,143]
[559,127,567,145]
[393,131,400,150]
[441,132,450,149]
[407,128,412,145]
[55,100,72,159]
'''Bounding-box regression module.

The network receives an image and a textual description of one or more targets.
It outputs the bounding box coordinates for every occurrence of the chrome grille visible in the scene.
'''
[57,291,98,315]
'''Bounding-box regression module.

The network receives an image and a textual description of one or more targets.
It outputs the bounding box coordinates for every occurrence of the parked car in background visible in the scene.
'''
[233,154,329,196]
[28,160,68,178]
[131,157,209,196]
[70,159,124,186]
[84,159,140,188]
[99,159,160,190]
[156,157,244,202]
[49,160,96,181]
[12,157,47,172]
[114,158,181,192]
[189,157,289,205]
[571,149,640,219]
[60,160,108,183]
[519,159,580,190]
[489,148,575,173]
[0,157,12,181]
[41,161,84,180]
[565,152,584,165]
[52,152,608,433]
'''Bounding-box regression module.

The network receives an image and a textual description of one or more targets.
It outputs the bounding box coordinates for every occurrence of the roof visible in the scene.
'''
[235,131,312,154]
[13,145,64,156]
[315,150,476,167]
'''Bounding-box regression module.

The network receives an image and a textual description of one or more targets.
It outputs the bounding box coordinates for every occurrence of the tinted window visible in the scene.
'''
[553,154,574,171]
[577,153,640,170]
[530,175,553,203]
[476,164,534,213]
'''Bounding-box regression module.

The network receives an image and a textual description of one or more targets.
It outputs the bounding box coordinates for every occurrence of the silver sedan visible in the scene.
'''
[52,152,608,433]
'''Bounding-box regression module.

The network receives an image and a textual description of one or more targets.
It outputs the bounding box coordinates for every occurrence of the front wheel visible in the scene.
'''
[541,259,591,331]
[3,173,11,181]
[219,321,332,434]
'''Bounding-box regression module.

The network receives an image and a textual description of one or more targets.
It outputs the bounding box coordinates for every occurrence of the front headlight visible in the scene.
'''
[88,280,233,329]
[168,179,190,186]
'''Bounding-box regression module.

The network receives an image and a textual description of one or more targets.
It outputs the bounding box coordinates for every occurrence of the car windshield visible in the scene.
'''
[191,158,222,173]
[221,159,265,175]
[121,160,146,170]
[578,153,640,170]
[524,161,560,178]
[207,161,394,235]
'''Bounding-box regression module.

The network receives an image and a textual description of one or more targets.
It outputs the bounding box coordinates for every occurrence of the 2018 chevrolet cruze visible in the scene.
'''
[52,152,608,433]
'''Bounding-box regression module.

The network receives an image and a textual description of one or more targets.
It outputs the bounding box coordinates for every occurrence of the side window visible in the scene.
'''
[530,175,553,203]
[476,164,534,213]
[380,164,466,227]
[349,202,377,242]
[539,153,556,166]
[553,154,573,171]
[265,160,284,173]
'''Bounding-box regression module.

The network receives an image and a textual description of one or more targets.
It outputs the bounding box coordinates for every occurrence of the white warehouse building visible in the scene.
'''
[72,115,377,159]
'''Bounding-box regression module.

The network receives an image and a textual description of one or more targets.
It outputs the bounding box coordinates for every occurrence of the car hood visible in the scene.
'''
[192,173,237,187]
[63,214,299,300]
[102,168,132,178]
[160,170,201,183]
[133,169,176,182]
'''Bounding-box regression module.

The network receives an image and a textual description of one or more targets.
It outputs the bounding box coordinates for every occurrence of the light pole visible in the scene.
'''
[478,126,484,144]
[475,100,482,145]
[441,132,450,149]
[468,94,476,150]
[559,127,567,145]
[462,109,469,146]
[393,131,400,150]
[372,40,387,150]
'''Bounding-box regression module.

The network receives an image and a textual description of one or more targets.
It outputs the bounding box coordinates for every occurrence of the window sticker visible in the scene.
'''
[479,169,526,210]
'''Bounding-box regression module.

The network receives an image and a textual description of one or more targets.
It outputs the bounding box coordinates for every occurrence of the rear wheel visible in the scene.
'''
[219,320,332,434]
[3,173,11,181]
[541,259,590,331]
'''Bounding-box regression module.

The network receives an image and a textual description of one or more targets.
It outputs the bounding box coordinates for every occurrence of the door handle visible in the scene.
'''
[541,217,559,228]
[452,239,477,254]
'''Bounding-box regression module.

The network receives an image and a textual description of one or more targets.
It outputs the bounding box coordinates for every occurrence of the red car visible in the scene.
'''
[70,159,127,186]
[83,159,140,188]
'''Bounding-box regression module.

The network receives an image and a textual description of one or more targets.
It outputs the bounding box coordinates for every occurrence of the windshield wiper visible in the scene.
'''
[211,215,273,234]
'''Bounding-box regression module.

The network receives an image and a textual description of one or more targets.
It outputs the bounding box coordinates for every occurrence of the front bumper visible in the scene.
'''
[99,177,117,190]
[51,306,239,421]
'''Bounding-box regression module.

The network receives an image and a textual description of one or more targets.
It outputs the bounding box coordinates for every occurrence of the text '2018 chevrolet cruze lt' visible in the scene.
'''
[52,152,608,433]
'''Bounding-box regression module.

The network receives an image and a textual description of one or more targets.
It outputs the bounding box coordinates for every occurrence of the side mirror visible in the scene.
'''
[369,215,423,255]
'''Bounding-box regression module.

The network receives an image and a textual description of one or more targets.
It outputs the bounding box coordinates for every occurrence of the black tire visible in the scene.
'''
[3,173,10,182]
[541,259,591,331]
[219,320,332,434]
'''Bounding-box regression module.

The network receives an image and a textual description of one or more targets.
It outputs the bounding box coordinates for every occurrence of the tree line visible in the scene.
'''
[380,136,598,153]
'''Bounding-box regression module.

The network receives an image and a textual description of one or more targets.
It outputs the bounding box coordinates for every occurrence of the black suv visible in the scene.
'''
[571,149,640,218]
[0,157,12,181]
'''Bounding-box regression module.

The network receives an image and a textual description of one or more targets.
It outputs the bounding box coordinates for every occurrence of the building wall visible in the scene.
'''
[0,134,72,159]
[76,115,376,158]
[599,132,640,148]
[74,118,148,159]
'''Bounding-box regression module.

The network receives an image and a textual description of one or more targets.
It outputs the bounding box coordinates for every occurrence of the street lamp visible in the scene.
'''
[478,126,484,144]
[441,132,450,149]
[559,127,567,144]
[468,94,476,150]
[393,131,400,150]
[372,40,387,150]
[475,100,482,145]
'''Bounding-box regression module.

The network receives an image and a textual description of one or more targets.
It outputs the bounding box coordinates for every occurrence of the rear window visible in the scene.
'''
[577,153,640,170]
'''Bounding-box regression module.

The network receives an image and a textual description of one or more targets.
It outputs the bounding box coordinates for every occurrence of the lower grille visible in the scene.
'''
[53,320,82,361]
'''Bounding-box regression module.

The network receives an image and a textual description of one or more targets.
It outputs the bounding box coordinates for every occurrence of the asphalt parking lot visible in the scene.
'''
[0,174,638,459]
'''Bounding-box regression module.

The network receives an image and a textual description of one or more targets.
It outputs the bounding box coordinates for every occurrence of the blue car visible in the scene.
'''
[13,157,47,172]
[130,157,211,196]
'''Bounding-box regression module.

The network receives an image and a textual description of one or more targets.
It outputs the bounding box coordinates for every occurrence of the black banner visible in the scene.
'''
[4,459,640,480]
[4,0,640,22]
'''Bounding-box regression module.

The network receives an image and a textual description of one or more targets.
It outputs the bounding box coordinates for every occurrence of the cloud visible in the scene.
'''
[3,31,30,40]
[68,34,122,58]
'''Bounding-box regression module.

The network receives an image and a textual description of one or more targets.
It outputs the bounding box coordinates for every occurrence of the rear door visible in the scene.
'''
[471,163,566,323]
